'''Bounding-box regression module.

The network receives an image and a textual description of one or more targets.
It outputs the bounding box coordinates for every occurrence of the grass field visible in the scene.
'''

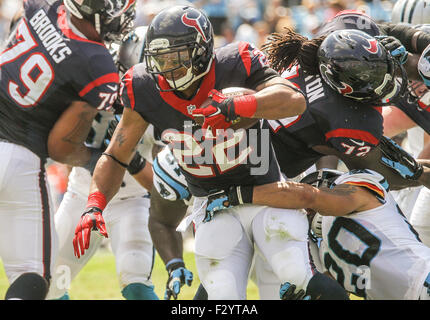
[0,247,260,300]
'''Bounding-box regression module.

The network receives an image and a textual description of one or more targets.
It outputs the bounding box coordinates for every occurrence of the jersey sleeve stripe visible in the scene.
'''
[325,128,379,145]
[344,181,385,199]
[238,41,251,77]
[124,67,135,110]
[79,73,120,97]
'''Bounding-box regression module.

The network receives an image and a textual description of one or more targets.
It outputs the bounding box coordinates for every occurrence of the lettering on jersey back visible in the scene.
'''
[29,9,72,63]
[304,75,325,103]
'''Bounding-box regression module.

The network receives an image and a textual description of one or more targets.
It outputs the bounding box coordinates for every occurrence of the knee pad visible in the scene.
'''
[270,246,309,290]
[5,272,48,300]
[262,208,308,242]
[203,269,240,300]
[195,213,243,260]
[117,248,155,287]
[306,272,349,300]
[121,283,159,300]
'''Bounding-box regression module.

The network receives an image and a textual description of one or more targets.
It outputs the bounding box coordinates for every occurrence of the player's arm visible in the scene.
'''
[382,105,416,137]
[90,107,148,202]
[48,101,99,167]
[378,22,430,54]
[148,187,193,300]
[72,107,148,258]
[251,181,381,216]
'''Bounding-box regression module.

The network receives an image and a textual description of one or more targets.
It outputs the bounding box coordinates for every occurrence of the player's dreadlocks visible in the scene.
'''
[262,28,326,75]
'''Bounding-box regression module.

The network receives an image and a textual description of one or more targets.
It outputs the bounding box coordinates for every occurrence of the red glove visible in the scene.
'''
[192,89,257,134]
[73,207,108,258]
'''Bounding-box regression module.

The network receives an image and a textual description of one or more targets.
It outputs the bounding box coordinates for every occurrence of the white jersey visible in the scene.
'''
[319,170,430,300]
[68,111,154,200]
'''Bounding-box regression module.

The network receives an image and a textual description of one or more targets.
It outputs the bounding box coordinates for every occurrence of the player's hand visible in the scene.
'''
[73,207,108,258]
[204,185,254,222]
[204,190,232,222]
[165,261,193,300]
[379,136,423,180]
[192,89,236,134]
[375,35,408,65]
[280,282,311,300]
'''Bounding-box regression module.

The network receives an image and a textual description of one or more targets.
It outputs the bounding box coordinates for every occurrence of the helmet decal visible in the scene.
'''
[339,82,354,95]
[338,31,379,54]
[181,11,208,42]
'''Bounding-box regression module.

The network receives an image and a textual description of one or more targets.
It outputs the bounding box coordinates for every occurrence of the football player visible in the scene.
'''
[206,167,430,299]
[46,26,160,300]
[262,28,430,191]
[71,5,348,301]
[0,0,135,300]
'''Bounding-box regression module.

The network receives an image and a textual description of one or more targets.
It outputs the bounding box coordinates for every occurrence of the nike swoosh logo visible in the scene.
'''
[350,139,365,146]
[404,157,415,167]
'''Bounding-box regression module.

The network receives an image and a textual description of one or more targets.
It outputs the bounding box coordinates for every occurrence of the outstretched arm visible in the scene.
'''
[251,181,380,216]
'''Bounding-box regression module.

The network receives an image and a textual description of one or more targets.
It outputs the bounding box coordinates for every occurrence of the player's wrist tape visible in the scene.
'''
[102,152,129,168]
[127,152,147,175]
[165,258,185,272]
[86,191,107,211]
[233,95,257,118]
[228,185,253,205]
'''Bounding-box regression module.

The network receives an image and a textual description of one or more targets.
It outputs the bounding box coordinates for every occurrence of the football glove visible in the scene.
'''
[204,186,254,222]
[73,207,108,258]
[379,136,423,180]
[375,35,408,65]
[165,260,193,300]
[280,282,311,300]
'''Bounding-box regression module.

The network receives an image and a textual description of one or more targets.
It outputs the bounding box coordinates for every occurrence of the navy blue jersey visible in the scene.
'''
[121,41,281,196]
[0,0,119,158]
[269,65,383,178]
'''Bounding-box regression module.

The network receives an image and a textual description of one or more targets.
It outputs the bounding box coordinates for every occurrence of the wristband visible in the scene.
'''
[233,95,257,118]
[228,185,253,205]
[86,191,107,211]
[127,152,147,175]
[165,258,185,272]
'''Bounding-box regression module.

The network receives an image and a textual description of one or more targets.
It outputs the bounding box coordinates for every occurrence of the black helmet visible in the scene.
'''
[144,5,214,91]
[317,29,407,105]
[300,169,344,188]
[64,0,136,42]
[116,26,148,75]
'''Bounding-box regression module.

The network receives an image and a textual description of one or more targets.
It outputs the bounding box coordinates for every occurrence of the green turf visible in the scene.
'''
[0,249,260,300]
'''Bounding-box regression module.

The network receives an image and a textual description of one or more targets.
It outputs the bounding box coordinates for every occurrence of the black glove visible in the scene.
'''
[379,136,423,180]
[375,35,408,65]
[280,282,311,300]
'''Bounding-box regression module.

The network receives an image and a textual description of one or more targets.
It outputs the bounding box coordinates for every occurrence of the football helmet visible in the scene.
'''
[144,5,214,91]
[317,29,407,105]
[116,26,148,75]
[300,169,344,189]
[64,0,136,42]
[391,0,430,24]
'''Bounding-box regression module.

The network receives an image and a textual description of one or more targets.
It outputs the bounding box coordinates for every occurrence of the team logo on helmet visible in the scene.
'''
[338,82,354,95]
[336,30,379,54]
[181,10,208,42]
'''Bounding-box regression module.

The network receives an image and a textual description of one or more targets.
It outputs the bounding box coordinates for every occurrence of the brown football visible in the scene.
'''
[194,87,259,130]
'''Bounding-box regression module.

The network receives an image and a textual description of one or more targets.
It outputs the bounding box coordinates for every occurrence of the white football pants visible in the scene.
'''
[46,190,154,299]
[0,141,58,286]
[192,199,314,300]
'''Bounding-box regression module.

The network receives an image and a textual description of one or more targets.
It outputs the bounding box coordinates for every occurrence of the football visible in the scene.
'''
[194,87,259,130]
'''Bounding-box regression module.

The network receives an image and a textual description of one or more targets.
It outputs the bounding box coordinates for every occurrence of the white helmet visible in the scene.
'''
[391,0,430,24]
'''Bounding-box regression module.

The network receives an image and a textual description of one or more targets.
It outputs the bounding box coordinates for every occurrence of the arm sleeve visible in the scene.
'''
[378,22,430,53]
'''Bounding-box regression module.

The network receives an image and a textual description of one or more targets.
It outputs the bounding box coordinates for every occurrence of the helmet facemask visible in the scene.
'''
[145,34,213,91]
